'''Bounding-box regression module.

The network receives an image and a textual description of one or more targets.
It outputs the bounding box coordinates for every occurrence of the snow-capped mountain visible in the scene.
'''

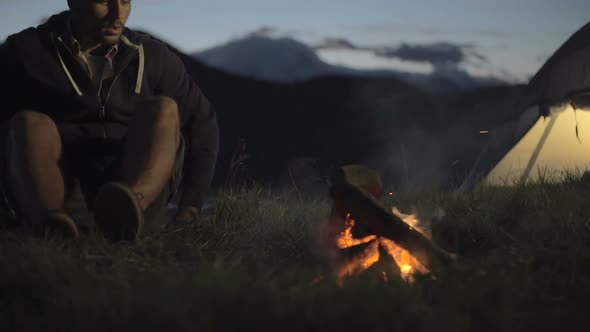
[193,35,508,94]
[196,35,346,83]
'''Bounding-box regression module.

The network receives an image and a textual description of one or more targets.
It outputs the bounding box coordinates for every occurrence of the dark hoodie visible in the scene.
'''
[0,11,219,210]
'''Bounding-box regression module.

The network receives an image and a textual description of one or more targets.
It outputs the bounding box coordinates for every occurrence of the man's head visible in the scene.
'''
[68,0,132,47]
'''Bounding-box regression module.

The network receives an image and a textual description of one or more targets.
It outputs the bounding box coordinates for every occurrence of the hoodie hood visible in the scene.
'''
[35,10,151,96]
[2,9,152,117]
[10,10,151,91]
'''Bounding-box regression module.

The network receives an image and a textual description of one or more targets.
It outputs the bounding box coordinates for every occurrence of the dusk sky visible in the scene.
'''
[1,0,588,82]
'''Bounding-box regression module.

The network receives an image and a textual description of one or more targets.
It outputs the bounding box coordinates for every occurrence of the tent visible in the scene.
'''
[461,22,590,188]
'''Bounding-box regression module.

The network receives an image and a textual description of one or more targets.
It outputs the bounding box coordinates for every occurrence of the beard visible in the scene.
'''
[87,24,124,48]
[99,33,123,47]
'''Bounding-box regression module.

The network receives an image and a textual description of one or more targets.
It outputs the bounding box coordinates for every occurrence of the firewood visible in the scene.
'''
[331,165,384,198]
[334,240,380,278]
[334,241,403,282]
[330,181,457,277]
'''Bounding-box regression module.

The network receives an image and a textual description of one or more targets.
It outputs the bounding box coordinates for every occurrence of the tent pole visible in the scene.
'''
[520,113,560,183]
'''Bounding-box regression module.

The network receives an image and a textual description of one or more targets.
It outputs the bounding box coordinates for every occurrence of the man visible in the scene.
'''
[0,0,220,240]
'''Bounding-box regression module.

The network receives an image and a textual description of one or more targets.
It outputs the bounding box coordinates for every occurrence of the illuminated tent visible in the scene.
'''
[461,21,590,188]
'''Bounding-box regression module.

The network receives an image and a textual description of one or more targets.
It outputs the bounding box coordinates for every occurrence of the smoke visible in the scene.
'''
[363,127,450,190]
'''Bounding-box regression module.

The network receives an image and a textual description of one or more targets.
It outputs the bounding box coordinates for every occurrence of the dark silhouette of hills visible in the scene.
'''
[176,45,434,185]
[172,40,523,188]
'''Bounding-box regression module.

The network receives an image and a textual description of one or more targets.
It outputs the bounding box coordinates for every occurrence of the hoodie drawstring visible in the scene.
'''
[51,35,84,96]
[135,45,145,95]
[52,34,145,96]
[120,35,145,95]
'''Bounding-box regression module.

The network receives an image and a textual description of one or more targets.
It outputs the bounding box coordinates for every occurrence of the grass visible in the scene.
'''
[2,180,590,331]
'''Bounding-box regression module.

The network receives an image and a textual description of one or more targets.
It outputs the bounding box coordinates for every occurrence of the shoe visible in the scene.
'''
[41,210,80,240]
[93,182,144,241]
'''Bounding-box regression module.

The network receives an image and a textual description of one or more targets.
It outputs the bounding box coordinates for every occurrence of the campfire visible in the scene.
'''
[336,211,431,283]
[320,165,456,284]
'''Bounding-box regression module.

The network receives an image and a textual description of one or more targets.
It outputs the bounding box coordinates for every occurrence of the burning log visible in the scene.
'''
[335,239,406,282]
[331,165,384,198]
[368,243,403,282]
[329,165,457,278]
[335,240,381,278]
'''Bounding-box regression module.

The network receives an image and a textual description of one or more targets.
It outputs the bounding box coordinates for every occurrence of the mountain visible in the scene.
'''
[177,48,436,186]
[176,39,524,189]
[193,35,508,95]
[196,35,342,83]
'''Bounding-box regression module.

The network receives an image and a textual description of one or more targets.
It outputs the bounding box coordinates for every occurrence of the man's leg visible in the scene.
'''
[120,96,181,210]
[93,97,181,240]
[6,111,67,224]
[5,112,83,239]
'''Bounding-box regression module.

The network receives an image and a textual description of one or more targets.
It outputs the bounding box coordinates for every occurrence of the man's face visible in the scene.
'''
[70,0,132,46]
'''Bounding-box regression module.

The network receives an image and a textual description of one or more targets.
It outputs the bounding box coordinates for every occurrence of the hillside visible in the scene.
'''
[175,43,523,188]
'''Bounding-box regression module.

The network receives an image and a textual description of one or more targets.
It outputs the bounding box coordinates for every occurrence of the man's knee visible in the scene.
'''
[9,110,61,144]
[135,97,180,146]
[137,96,180,126]
[5,111,62,191]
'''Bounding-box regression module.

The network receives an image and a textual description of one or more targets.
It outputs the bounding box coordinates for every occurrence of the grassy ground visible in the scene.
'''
[1,180,590,331]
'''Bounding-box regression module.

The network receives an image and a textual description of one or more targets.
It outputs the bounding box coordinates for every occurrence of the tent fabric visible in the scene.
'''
[460,21,590,189]
[458,108,537,190]
[485,104,590,185]
[518,22,590,110]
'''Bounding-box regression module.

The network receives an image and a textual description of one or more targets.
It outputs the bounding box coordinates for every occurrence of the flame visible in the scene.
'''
[379,237,430,283]
[337,213,377,248]
[392,207,431,238]
[336,239,380,279]
[334,208,431,284]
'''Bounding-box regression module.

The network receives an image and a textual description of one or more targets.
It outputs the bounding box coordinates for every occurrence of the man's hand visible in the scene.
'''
[174,206,200,224]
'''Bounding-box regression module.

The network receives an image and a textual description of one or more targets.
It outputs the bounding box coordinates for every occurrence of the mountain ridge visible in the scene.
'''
[193,34,509,95]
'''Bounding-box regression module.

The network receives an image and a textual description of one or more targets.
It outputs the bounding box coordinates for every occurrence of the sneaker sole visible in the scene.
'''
[93,182,144,241]
[43,210,80,240]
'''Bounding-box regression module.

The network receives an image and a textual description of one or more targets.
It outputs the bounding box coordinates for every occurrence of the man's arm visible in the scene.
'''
[155,43,220,214]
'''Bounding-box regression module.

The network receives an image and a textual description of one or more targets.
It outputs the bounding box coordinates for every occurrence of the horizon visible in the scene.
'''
[1,0,588,83]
